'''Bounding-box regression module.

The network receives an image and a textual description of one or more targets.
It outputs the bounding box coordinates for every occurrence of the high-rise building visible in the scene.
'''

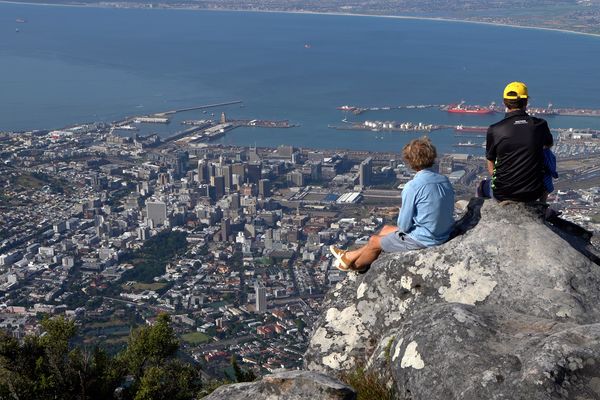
[359,157,373,187]
[231,174,243,189]
[198,184,210,198]
[231,163,246,185]
[291,151,301,164]
[210,175,225,200]
[173,151,189,178]
[288,170,305,187]
[264,229,274,250]
[276,145,295,159]
[197,160,209,184]
[137,226,149,240]
[208,163,216,180]
[124,194,141,210]
[310,162,322,181]
[158,173,170,186]
[221,218,231,242]
[234,151,246,162]
[255,281,267,313]
[258,178,271,198]
[230,193,240,210]
[222,165,232,191]
[220,112,227,124]
[307,151,324,163]
[248,146,260,163]
[146,201,167,227]
[246,163,261,184]
[186,170,195,183]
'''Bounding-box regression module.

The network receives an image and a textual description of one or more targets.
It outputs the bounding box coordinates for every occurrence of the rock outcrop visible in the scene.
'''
[304,200,600,399]
[202,370,356,400]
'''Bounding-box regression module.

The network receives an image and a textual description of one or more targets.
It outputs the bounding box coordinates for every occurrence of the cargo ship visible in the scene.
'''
[336,105,365,115]
[453,141,485,148]
[446,102,495,115]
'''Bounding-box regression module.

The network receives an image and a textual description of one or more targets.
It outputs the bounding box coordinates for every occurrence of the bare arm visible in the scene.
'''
[487,159,495,176]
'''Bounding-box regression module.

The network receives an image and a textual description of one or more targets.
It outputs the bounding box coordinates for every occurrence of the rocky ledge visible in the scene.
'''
[202,370,356,400]
[304,199,600,399]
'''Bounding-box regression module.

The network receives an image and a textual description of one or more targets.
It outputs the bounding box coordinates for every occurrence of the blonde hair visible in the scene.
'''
[402,137,437,171]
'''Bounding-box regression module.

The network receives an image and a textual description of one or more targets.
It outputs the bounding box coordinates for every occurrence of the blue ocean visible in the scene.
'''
[1,3,600,154]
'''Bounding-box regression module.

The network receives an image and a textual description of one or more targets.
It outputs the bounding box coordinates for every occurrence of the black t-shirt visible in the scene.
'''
[486,110,554,202]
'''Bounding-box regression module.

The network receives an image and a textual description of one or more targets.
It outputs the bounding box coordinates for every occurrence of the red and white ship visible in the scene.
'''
[447,101,495,115]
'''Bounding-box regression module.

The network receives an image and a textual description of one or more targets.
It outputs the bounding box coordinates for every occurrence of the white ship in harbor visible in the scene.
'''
[113,125,139,131]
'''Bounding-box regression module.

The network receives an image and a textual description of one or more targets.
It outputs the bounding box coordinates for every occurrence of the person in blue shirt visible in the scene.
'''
[330,137,455,272]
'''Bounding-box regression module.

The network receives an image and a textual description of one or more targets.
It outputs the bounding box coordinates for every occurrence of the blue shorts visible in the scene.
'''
[380,231,426,253]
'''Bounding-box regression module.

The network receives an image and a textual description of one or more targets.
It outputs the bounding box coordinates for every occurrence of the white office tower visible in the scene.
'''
[255,281,267,313]
[146,201,167,227]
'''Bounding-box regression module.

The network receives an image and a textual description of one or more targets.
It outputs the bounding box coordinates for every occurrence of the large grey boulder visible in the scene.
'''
[202,370,356,400]
[304,200,600,399]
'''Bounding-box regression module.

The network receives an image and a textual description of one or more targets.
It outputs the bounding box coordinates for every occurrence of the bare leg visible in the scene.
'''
[353,235,384,269]
[344,225,397,268]
[378,225,399,236]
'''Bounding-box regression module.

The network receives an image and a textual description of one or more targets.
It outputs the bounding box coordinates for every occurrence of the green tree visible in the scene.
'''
[294,318,306,333]
[230,355,256,383]
[0,316,123,400]
[134,361,201,400]
[121,313,179,381]
[0,313,203,400]
[120,313,202,399]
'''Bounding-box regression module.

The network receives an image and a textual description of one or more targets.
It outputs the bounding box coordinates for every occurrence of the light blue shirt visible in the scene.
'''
[397,169,455,247]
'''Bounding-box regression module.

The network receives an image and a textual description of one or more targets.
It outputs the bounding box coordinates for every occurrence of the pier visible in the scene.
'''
[166,116,298,145]
[229,119,298,128]
[158,101,243,116]
[111,100,244,127]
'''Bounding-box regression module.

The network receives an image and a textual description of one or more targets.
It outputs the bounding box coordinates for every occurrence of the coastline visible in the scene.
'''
[2,0,600,39]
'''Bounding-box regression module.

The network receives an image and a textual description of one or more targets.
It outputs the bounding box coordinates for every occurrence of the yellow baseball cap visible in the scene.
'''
[503,81,528,100]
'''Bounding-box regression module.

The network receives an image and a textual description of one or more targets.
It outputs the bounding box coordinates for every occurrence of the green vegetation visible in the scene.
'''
[123,282,168,293]
[0,314,202,400]
[121,230,188,283]
[254,257,273,266]
[15,174,45,189]
[230,355,256,383]
[86,319,129,329]
[0,192,10,204]
[339,365,396,400]
[181,332,212,345]
[383,337,394,365]
[106,186,134,209]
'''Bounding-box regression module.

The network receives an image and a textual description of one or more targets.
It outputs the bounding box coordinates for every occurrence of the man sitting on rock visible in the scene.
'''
[478,81,554,202]
[330,137,455,272]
